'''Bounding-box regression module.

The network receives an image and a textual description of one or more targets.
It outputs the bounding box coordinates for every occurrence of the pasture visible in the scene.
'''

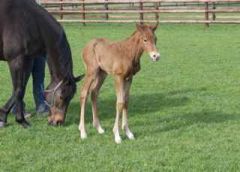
[1,24,240,171]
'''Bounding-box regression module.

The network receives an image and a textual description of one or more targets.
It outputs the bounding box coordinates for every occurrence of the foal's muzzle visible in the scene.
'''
[149,52,160,62]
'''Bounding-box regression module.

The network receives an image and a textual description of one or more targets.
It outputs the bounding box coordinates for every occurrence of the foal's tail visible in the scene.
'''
[82,39,99,65]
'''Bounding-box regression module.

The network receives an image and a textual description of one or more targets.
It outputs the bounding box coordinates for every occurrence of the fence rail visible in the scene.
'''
[40,0,240,25]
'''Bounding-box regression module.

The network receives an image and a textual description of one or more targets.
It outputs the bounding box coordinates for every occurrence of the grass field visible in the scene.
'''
[1,24,240,171]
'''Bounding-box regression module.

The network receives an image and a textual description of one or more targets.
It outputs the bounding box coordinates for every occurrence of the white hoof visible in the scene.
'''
[115,136,122,144]
[79,125,87,139]
[80,131,87,140]
[97,127,105,134]
[126,132,135,140]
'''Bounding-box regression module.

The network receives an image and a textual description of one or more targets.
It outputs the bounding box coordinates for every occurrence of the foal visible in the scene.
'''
[79,24,160,143]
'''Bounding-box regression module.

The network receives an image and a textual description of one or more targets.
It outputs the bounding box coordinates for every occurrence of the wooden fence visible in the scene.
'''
[40,0,240,26]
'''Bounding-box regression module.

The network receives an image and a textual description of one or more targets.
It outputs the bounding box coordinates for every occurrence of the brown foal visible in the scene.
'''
[79,24,160,144]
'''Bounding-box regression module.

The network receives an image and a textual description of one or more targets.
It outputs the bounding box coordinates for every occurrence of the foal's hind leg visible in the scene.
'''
[79,73,95,139]
[90,71,106,134]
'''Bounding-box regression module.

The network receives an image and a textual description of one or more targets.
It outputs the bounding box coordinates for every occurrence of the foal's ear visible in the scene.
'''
[150,22,159,32]
[136,23,144,32]
[74,74,85,83]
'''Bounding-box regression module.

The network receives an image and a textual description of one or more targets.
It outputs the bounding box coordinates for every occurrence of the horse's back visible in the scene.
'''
[0,0,64,60]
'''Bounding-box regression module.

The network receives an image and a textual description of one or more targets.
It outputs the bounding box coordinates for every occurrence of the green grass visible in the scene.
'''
[1,23,240,171]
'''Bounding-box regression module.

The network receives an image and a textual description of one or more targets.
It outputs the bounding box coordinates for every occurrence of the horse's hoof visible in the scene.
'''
[97,127,105,134]
[0,121,6,128]
[114,136,122,144]
[21,121,31,128]
[80,131,87,140]
[126,131,135,140]
[17,120,31,128]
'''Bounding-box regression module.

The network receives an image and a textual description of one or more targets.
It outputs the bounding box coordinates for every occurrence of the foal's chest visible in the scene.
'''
[119,60,141,77]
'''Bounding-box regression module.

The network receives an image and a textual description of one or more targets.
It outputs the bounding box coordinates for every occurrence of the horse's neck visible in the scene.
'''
[120,32,144,63]
[47,55,63,82]
[47,48,73,83]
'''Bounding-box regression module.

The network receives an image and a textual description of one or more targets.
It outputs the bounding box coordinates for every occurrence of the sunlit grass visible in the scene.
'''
[0,24,240,171]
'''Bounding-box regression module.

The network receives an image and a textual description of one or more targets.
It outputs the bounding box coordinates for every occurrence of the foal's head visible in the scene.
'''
[136,23,160,62]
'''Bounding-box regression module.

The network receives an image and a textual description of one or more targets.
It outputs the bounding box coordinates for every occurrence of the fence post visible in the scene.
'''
[104,0,109,21]
[139,1,144,24]
[155,2,159,23]
[212,2,216,20]
[205,2,209,27]
[60,0,63,19]
[81,0,86,25]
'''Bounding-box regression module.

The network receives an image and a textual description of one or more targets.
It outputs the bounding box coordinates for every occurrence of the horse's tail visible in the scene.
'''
[74,74,85,82]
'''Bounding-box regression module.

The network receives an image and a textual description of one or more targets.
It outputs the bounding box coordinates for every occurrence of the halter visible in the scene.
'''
[44,80,63,108]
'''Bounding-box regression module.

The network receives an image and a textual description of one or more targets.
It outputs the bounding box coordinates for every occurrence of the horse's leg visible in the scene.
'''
[113,76,125,144]
[79,74,95,139]
[9,56,33,128]
[2,95,15,113]
[122,77,135,140]
[0,95,15,127]
[90,71,106,134]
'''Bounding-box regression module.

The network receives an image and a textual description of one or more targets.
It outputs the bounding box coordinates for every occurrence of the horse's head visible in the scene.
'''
[136,23,160,62]
[45,75,84,125]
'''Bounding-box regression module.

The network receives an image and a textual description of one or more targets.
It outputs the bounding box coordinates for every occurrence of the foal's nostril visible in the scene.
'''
[153,54,156,58]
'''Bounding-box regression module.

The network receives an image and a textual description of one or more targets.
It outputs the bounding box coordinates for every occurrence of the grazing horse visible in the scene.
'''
[79,24,160,143]
[0,0,83,128]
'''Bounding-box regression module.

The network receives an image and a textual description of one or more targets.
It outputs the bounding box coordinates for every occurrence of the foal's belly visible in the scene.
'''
[100,61,132,77]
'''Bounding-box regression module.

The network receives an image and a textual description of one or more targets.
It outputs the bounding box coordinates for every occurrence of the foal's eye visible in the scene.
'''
[143,39,147,43]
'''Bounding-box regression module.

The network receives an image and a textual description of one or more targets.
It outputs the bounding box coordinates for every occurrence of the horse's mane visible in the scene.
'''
[56,31,74,81]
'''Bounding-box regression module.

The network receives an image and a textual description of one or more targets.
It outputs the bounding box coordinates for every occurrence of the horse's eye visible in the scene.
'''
[144,39,147,42]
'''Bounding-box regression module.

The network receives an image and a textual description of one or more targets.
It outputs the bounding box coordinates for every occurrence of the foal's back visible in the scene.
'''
[82,37,133,75]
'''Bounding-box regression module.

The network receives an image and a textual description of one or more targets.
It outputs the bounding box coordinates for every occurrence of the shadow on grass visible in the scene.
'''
[65,86,240,138]
[147,111,240,136]
[65,87,198,125]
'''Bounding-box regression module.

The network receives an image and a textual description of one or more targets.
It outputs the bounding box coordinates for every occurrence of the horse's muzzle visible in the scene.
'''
[48,106,66,126]
[149,52,160,62]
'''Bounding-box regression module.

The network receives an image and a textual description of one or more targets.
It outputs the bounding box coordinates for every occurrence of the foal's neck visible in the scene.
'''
[121,31,143,62]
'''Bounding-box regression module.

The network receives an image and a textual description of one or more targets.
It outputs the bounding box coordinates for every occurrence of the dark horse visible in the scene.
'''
[0,0,83,128]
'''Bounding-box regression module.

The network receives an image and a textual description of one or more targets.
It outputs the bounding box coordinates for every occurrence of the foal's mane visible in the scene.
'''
[110,29,144,62]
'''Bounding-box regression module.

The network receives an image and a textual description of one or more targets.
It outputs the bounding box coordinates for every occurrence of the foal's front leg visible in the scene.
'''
[113,76,125,144]
[122,78,135,140]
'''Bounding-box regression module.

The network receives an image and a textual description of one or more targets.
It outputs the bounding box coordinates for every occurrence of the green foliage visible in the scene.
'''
[1,24,240,171]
